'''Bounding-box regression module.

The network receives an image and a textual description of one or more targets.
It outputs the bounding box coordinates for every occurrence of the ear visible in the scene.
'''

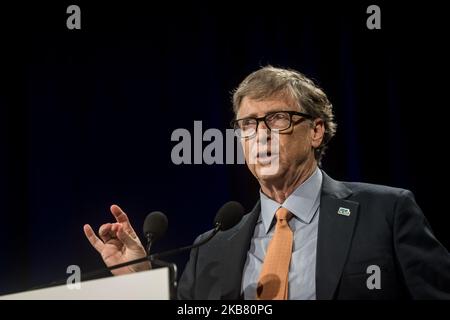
[311,119,325,148]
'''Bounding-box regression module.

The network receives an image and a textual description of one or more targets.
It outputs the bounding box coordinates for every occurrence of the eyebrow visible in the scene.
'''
[237,107,292,119]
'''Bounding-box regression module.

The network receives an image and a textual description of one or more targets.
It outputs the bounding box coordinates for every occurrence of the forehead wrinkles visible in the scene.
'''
[239,90,300,116]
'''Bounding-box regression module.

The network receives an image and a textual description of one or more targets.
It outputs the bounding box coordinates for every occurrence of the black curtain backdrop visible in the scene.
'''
[1,2,448,294]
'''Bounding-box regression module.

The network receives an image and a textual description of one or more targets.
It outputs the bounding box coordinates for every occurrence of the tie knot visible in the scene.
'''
[275,207,292,222]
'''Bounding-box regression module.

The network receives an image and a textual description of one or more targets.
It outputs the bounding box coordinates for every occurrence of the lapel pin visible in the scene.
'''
[337,207,351,216]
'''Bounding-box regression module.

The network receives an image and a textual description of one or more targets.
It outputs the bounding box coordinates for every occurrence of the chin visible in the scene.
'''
[255,164,284,182]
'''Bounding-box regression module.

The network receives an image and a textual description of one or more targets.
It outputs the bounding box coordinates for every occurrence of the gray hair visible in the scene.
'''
[232,65,337,163]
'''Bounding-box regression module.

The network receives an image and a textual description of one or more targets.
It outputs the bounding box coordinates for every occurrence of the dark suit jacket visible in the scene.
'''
[177,171,450,299]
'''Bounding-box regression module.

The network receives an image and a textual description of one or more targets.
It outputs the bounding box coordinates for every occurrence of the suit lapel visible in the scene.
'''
[316,172,359,299]
[215,171,359,300]
[219,202,260,299]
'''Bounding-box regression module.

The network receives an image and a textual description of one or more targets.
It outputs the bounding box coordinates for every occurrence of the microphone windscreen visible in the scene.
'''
[143,211,168,241]
[213,201,245,231]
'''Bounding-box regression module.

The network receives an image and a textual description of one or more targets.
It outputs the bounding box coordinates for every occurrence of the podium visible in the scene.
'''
[0,268,170,300]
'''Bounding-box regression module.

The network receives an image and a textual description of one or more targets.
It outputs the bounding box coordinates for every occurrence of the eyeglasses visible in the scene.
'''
[231,111,313,138]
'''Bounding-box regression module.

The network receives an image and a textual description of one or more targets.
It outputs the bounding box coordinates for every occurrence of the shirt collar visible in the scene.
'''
[259,167,323,233]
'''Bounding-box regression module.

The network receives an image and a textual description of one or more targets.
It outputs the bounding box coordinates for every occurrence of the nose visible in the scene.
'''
[256,120,271,145]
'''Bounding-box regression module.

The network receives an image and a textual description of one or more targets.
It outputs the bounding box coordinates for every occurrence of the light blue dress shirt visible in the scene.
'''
[241,168,323,299]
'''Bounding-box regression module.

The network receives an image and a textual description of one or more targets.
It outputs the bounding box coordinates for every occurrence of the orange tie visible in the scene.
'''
[257,207,293,300]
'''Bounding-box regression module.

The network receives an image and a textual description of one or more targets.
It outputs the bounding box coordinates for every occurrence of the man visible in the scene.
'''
[84,66,450,299]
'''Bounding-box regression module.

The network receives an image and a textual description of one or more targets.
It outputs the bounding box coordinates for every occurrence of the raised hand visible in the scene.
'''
[83,204,150,275]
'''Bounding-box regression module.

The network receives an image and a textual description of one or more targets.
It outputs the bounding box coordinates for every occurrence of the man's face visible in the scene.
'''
[237,95,324,184]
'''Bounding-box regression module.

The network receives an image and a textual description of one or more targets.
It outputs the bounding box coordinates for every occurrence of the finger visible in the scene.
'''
[98,223,113,243]
[111,223,122,236]
[116,224,142,250]
[110,204,138,237]
[83,224,105,253]
[110,204,130,224]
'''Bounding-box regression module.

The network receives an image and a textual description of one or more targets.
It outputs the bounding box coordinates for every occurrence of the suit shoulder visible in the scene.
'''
[337,180,418,227]
[342,180,413,199]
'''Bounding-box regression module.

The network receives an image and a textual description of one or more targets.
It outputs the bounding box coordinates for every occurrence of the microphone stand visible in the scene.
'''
[32,224,221,293]
[149,258,178,300]
[143,233,179,301]
[150,225,219,260]
[145,225,220,299]
[103,224,220,273]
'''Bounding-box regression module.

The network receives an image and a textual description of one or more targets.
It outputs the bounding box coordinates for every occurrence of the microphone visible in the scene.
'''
[41,201,245,293]
[214,200,245,231]
[149,201,243,299]
[149,200,245,260]
[33,212,171,290]
[96,201,245,300]
[143,211,168,255]
[104,201,245,272]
